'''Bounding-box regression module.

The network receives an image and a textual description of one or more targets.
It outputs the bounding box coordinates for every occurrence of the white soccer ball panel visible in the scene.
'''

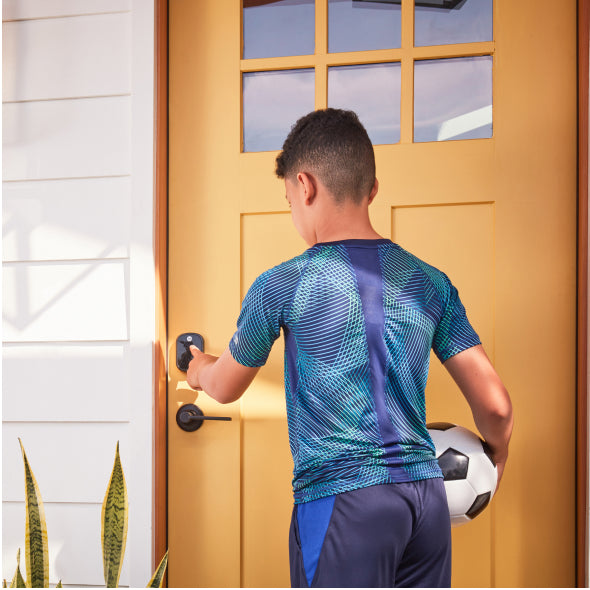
[428,429,451,458]
[440,425,485,456]
[466,456,497,496]
[443,479,477,518]
[450,513,471,527]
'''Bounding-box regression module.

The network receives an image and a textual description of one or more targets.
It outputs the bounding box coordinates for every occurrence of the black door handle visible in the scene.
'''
[176,403,232,432]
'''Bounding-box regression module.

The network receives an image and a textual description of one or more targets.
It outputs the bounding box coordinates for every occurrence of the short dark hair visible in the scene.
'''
[275,108,376,205]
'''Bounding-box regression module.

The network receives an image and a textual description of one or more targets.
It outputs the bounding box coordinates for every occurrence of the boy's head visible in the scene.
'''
[275,109,376,205]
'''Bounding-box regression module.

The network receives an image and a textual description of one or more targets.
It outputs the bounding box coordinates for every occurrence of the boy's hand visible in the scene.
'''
[186,345,212,390]
[494,456,507,488]
[186,345,261,403]
[487,445,508,490]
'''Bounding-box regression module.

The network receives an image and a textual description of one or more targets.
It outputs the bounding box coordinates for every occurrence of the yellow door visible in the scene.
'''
[168,0,577,586]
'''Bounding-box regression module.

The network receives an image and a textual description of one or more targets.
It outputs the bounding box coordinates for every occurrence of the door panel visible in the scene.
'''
[240,214,306,587]
[168,1,577,586]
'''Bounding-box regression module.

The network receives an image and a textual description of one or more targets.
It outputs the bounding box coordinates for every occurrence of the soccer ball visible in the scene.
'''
[427,422,498,527]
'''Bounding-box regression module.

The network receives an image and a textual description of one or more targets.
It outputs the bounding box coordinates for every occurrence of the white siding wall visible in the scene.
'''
[2,1,156,587]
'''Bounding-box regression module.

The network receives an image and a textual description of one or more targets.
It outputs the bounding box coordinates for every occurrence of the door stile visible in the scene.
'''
[399,0,413,143]
[154,0,169,577]
[577,0,589,585]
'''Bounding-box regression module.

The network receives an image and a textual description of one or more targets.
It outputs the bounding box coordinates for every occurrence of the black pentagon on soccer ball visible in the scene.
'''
[437,448,469,480]
[426,422,456,431]
[466,492,492,519]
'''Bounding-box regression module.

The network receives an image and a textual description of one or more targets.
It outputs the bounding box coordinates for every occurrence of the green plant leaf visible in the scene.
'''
[101,442,128,588]
[9,549,26,588]
[19,440,49,588]
[146,551,168,588]
[55,582,62,588]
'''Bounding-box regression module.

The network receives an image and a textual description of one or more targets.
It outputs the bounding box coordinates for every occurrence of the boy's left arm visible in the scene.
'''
[187,345,260,404]
[443,345,513,486]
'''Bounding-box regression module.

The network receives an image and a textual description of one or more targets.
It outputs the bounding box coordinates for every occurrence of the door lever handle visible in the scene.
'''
[176,403,231,432]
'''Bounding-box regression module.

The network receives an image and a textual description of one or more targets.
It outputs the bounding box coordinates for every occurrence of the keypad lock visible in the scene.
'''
[176,332,204,372]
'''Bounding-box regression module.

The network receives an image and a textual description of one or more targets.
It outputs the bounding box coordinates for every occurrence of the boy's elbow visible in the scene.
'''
[487,385,513,429]
[204,382,245,405]
[200,350,259,405]
[492,389,512,420]
[214,390,242,405]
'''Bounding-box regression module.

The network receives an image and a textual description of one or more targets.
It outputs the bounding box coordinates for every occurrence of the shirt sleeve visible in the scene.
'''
[229,270,284,368]
[432,275,481,363]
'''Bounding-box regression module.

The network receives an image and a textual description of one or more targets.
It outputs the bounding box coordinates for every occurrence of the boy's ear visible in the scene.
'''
[367,178,379,204]
[297,172,317,205]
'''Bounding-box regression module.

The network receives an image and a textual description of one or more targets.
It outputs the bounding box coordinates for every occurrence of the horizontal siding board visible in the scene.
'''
[3,260,129,342]
[3,177,131,262]
[3,13,131,102]
[3,343,130,422]
[3,501,130,586]
[3,96,131,181]
[3,423,130,503]
[2,0,131,21]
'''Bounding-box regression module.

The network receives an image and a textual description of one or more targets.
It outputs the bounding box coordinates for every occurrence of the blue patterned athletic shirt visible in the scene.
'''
[229,239,481,504]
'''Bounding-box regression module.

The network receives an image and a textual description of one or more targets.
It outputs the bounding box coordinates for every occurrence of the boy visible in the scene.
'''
[187,108,512,588]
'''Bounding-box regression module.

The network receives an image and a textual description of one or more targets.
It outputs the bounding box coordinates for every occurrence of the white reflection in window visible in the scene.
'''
[328,63,401,145]
[328,0,401,53]
[243,69,315,152]
[243,0,315,59]
[414,56,492,143]
[415,0,493,47]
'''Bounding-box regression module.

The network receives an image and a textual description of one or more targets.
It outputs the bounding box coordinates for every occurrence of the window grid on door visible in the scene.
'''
[240,0,494,152]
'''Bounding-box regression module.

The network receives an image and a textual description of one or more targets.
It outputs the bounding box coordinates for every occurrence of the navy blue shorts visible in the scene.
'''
[289,479,451,588]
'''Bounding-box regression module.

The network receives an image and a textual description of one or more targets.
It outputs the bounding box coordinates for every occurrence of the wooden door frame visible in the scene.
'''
[154,0,169,574]
[578,0,589,586]
[153,0,589,583]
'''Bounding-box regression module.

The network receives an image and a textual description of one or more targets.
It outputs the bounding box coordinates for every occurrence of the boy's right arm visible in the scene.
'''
[443,344,513,486]
[187,346,260,404]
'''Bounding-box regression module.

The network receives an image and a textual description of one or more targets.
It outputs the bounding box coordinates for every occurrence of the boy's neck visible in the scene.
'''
[312,196,383,244]
[314,228,384,243]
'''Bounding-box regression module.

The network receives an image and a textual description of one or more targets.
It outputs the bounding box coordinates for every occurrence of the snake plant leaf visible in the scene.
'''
[101,442,128,588]
[19,440,49,588]
[55,582,62,588]
[146,551,168,588]
[10,549,26,588]
[9,549,26,588]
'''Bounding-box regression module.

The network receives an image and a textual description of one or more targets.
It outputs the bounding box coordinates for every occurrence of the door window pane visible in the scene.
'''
[328,63,401,145]
[328,0,401,53]
[243,0,315,59]
[414,56,492,142]
[415,0,493,47]
[243,69,315,152]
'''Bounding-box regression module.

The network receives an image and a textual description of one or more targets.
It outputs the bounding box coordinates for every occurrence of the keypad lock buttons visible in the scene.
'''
[176,332,204,372]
